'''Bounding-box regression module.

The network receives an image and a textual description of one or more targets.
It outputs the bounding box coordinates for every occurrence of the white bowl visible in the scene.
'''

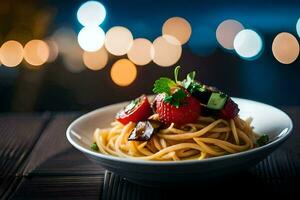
[66,98,293,186]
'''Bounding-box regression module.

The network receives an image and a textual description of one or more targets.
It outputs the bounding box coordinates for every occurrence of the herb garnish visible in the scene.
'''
[257,134,269,146]
[91,142,99,151]
[153,66,187,108]
[124,98,140,113]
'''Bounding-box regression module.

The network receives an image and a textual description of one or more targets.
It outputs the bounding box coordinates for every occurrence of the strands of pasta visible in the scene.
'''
[93,116,259,161]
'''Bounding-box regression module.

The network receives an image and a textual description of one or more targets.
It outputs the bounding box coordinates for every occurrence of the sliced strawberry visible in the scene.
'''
[154,93,201,125]
[219,98,239,119]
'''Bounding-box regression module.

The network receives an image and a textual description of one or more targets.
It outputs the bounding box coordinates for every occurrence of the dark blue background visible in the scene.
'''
[0,0,299,112]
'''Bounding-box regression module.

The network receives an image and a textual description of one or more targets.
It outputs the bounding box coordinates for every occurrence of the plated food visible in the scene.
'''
[91,66,269,161]
[67,73,292,185]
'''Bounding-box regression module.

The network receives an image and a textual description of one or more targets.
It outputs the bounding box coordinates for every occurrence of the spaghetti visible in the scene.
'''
[92,115,259,161]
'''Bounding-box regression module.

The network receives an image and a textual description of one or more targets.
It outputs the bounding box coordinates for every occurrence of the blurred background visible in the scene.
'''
[0,0,299,112]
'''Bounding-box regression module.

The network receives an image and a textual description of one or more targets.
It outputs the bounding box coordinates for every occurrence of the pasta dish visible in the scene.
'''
[90,66,269,161]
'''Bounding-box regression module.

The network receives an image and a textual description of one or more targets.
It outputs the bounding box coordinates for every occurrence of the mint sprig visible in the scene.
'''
[153,77,176,96]
[257,134,269,146]
[153,66,187,108]
[181,70,206,95]
[164,88,187,108]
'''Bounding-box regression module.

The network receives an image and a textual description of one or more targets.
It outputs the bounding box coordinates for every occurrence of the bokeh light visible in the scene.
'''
[105,26,133,56]
[162,17,191,45]
[127,38,153,66]
[0,40,23,67]
[296,18,300,38]
[78,26,105,52]
[83,47,108,70]
[52,27,77,54]
[110,59,137,86]
[189,26,217,56]
[77,1,106,27]
[216,19,244,50]
[233,29,263,59]
[272,32,299,64]
[24,40,50,66]
[152,35,182,67]
[46,39,59,62]
[52,27,85,72]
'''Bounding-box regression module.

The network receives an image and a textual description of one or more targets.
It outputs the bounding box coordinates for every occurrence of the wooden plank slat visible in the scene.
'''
[102,161,299,200]
[102,170,263,200]
[0,113,50,199]
[23,113,104,176]
[9,106,300,199]
[252,151,299,191]
[11,175,103,200]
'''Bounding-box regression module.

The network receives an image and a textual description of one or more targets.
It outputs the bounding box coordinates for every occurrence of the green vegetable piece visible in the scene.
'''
[182,71,196,89]
[91,142,99,151]
[153,77,176,96]
[174,66,181,83]
[257,135,269,146]
[153,67,196,107]
[124,98,139,113]
[188,81,205,94]
[184,71,199,88]
[207,92,227,110]
[164,88,187,108]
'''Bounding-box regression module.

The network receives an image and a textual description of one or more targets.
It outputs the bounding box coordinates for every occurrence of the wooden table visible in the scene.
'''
[1,108,299,199]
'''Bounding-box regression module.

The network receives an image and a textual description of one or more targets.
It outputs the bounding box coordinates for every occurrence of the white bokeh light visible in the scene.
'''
[78,26,105,52]
[152,35,182,67]
[233,29,263,59]
[77,1,106,27]
[105,26,133,56]
[216,19,244,50]
[127,38,153,66]
[296,18,300,38]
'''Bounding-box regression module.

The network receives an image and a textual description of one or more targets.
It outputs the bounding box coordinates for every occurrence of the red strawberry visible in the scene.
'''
[154,93,201,125]
[219,98,239,119]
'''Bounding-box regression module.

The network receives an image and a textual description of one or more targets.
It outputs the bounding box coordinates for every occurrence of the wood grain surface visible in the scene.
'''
[0,107,299,199]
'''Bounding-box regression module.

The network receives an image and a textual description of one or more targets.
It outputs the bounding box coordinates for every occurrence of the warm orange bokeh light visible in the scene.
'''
[0,40,23,67]
[216,19,244,50]
[110,59,137,86]
[24,40,50,66]
[272,32,299,64]
[83,47,108,70]
[105,26,133,56]
[162,17,191,45]
[127,38,153,66]
[152,35,182,67]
